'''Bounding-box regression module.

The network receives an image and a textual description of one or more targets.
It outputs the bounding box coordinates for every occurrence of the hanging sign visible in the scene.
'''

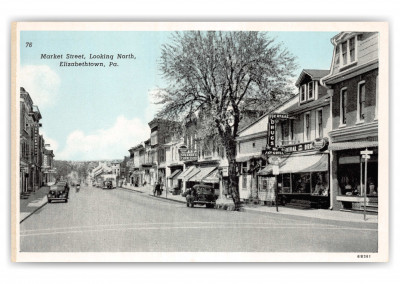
[266,113,288,155]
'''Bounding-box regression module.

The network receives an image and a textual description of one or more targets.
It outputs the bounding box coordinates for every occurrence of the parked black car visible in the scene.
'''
[184,184,217,208]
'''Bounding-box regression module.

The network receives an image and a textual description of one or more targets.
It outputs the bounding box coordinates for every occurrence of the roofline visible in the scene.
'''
[237,94,298,135]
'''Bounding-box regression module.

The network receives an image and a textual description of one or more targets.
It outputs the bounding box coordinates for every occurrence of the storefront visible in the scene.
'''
[167,167,183,192]
[329,141,378,211]
[258,153,330,209]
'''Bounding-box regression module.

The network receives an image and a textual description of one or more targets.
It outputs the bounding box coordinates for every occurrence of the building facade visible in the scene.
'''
[236,95,298,202]
[20,87,43,195]
[262,69,332,209]
[321,32,379,212]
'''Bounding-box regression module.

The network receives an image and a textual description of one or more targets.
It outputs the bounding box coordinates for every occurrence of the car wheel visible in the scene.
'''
[65,199,68,203]
[48,199,51,203]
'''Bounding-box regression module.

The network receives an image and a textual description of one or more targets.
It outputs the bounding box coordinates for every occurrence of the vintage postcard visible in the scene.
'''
[11,22,389,262]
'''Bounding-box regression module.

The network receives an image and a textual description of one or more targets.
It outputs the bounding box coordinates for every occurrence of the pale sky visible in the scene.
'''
[20,30,338,161]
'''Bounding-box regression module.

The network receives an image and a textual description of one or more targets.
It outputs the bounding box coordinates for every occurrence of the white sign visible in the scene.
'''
[360,150,373,155]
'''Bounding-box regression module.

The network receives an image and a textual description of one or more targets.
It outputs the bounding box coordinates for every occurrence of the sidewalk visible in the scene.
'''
[121,183,187,203]
[242,204,378,224]
[120,184,378,224]
[20,186,49,223]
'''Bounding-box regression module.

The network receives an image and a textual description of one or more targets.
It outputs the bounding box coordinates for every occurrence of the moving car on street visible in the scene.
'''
[102,174,117,189]
[47,181,69,203]
[183,184,217,208]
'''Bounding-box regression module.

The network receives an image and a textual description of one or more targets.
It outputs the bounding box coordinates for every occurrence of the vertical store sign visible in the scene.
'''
[266,114,288,155]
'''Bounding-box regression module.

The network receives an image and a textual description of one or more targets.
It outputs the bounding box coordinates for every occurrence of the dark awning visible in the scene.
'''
[328,141,378,151]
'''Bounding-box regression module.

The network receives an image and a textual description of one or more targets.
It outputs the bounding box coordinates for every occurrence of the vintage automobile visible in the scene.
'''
[183,184,217,208]
[47,181,69,203]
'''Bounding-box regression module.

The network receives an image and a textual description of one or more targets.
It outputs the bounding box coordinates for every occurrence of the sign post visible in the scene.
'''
[360,148,373,221]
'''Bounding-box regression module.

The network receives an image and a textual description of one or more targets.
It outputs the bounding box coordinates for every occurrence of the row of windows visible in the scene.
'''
[299,81,317,102]
[340,76,378,126]
[335,36,357,68]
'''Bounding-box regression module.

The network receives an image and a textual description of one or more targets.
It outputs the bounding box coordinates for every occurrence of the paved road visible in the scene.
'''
[20,185,378,252]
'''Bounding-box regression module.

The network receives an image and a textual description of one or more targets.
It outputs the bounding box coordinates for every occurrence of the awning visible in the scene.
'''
[202,169,220,184]
[176,166,195,180]
[328,141,379,151]
[185,168,201,181]
[167,169,182,179]
[187,167,217,182]
[258,154,328,175]
[236,154,264,163]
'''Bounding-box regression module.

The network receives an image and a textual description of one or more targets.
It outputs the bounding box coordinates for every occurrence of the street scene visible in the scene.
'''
[16,26,384,256]
[20,184,377,252]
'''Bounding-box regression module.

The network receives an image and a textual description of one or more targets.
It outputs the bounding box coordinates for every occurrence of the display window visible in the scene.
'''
[292,173,311,193]
[311,172,329,196]
[337,148,378,197]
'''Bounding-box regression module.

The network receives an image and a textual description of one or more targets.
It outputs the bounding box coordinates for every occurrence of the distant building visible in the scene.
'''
[20,87,43,195]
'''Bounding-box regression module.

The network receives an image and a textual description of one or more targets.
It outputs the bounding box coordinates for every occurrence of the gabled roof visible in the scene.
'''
[295,69,330,87]
[237,94,298,135]
[285,94,330,115]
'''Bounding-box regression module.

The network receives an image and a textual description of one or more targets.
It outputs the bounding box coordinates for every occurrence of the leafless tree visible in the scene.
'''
[154,31,296,209]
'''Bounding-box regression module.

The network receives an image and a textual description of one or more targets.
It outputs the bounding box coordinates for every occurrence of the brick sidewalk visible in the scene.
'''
[20,186,49,223]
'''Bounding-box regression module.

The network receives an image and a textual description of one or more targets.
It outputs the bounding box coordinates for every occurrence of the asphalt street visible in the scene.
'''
[20,184,378,252]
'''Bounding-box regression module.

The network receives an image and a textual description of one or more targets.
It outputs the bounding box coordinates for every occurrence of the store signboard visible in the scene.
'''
[265,113,288,155]
[179,151,197,161]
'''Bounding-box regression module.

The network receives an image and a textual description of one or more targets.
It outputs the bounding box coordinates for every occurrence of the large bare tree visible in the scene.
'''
[155,31,296,209]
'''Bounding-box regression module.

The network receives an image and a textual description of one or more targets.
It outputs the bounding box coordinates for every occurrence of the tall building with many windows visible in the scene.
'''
[321,32,379,212]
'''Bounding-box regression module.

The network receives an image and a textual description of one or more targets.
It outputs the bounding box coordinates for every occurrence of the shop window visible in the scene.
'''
[292,173,311,193]
[358,81,366,122]
[311,172,329,196]
[340,88,347,125]
[278,173,291,194]
[337,151,378,196]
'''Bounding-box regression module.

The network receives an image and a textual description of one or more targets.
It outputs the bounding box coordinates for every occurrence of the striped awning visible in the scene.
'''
[328,141,379,151]
[202,169,220,184]
[167,169,182,179]
[176,166,195,180]
[258,154,328,175]
[187,167,217,182]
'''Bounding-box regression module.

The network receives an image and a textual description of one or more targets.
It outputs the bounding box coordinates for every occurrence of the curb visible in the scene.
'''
[148,194,186,204]
[241,207,378,225]
[20,200,48,224]
[119,187,144,193]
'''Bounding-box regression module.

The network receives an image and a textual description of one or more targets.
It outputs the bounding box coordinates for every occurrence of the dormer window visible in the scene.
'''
[300,84,306,102]
[340,36,357,67]
[308,81,314,100]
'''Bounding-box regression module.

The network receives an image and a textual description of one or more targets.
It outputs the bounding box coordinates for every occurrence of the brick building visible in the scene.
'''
[321,32,379,212]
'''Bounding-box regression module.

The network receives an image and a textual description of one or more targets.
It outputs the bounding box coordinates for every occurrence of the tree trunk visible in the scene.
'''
[223,135,240,210]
